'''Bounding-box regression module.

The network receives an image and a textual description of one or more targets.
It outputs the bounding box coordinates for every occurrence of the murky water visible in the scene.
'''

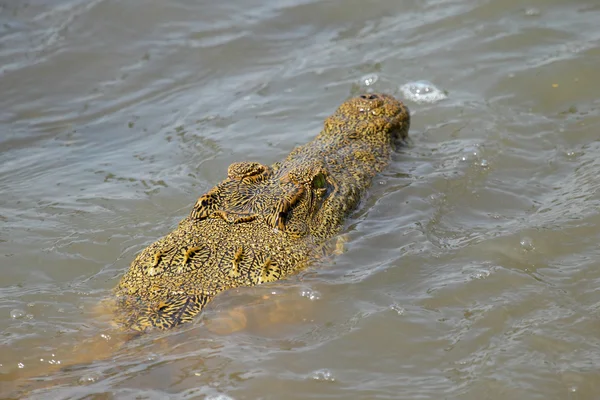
[1,0,600,398]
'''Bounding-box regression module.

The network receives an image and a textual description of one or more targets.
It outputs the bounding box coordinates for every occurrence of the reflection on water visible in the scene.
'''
[1,0,600,398]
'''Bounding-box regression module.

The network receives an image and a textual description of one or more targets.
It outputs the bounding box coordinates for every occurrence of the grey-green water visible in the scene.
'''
[1,0,600,398]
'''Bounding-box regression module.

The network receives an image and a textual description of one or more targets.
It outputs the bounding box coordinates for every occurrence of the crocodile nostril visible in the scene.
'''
[360,94,379,100]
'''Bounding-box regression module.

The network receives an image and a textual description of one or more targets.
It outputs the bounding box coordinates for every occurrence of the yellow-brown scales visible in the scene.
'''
[114,93,410,331]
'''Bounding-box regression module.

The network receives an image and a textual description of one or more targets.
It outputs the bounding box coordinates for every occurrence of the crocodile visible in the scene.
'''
[114,93,410,332]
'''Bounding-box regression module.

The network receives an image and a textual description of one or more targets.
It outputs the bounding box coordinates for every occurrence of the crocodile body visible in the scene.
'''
[114,93,410,331]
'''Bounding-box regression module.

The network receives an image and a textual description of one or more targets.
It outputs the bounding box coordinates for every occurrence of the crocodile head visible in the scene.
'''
[114,93,409,331]
[273,92,411,239]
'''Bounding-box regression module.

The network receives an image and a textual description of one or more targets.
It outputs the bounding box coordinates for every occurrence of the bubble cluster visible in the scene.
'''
[399,80,447,104]
[206,395,235,400]
[460,145,480,162]
[360,73,379,86]
[565,150,582,159]
[78,372,102,385]
[520,237,535,251]
[524,7,541,16]
[310,368,336,382]
[39,354,61,365]
[469,268,493,280]
[10,309,25,319]
[390,304,405,315]
[100,333,112,341]
[300,289,321,301]
[459,144,489,168]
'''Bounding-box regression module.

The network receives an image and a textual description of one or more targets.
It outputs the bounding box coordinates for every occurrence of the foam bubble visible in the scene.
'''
[10,309,25,319]
[360,73,378,86]
[399,80,447,104]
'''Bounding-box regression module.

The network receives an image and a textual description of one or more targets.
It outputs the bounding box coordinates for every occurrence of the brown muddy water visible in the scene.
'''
[1,0,600,399]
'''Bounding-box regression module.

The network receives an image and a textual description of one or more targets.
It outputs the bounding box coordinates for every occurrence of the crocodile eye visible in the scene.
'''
[312,173,327,189]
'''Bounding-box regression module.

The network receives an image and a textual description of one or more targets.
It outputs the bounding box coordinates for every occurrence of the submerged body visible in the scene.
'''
[115,93,410,331]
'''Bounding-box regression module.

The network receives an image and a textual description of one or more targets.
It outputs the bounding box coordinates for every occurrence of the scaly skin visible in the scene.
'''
[114,93,410,331]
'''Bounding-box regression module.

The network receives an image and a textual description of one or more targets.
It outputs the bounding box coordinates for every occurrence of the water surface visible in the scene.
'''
[1,0,600,398]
